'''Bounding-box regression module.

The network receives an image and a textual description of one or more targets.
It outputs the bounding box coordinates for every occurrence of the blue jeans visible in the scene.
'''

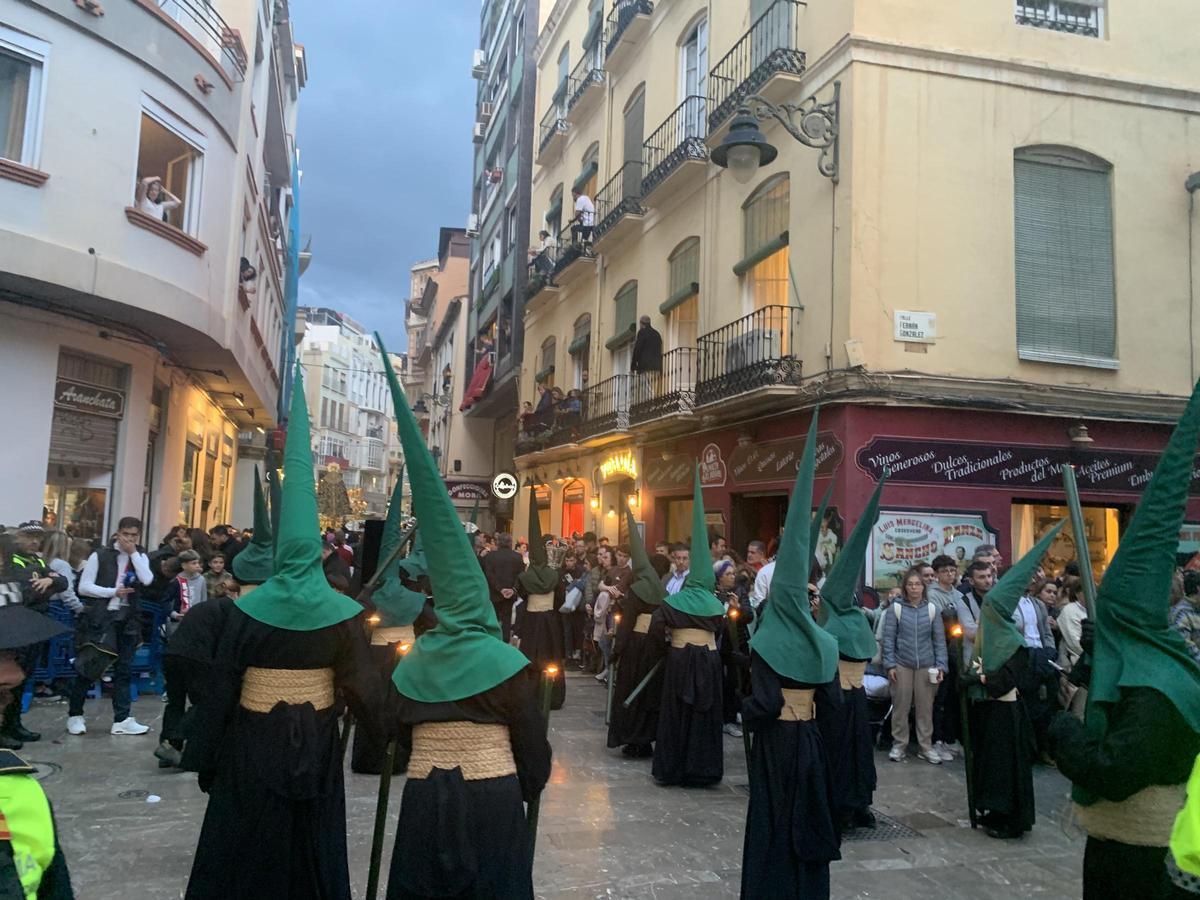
[67,627,137,722]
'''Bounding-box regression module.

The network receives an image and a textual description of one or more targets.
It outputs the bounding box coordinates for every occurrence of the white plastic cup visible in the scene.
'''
[927,667,940,684]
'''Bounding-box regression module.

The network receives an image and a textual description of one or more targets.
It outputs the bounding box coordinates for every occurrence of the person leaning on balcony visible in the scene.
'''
[570,188,595,245]
[530,230,557,278]
[136,175,181,223]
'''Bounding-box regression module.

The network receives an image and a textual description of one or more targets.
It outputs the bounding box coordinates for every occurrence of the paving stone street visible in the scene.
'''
[23,670,1084,899]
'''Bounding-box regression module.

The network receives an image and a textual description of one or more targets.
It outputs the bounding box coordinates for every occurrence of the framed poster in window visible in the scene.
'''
[867,509,998,591]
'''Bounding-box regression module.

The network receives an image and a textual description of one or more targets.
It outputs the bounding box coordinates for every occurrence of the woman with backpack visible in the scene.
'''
[881,566,948,764]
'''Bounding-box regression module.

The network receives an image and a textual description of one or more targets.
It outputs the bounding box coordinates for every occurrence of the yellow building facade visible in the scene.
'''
[514,0,1200,580]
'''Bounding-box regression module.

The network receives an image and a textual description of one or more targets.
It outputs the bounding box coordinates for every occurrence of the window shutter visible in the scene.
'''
[1014,158,1116,366]
[743,175,789,261]
[606,283,638,349]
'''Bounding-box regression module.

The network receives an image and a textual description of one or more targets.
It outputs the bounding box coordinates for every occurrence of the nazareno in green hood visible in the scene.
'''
[663,464,725,618]
[370,465,427,628]
[518,485,559,594]
[232,465,275,586]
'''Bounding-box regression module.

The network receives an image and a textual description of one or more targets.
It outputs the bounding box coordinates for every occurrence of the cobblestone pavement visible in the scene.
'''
[20,670,1084,898]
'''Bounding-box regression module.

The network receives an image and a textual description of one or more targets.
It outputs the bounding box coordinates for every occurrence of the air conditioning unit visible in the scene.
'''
[466,214,480,238]
[471,49,488,78]
[472,122,486,143]
[725,328,782,371]
[479,101,494,123]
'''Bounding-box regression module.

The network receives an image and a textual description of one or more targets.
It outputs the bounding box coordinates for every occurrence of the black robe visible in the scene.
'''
[386,671,552,899]
[1049,687,1200,900]
[182,608,383,900]
[607,594,662,749]
[971,648,1037,834]
[740,653,841,899]
[647,604,724,786]
[516,579,566,709]
[817,658,876,823]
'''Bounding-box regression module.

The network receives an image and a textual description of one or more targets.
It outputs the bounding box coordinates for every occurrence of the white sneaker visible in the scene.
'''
[110,717,150,736]
[66,716,86,736]
[933,741,955,762]
[888,745,906,762]
[920,748,943,765]
[723,723,743,738]
[594,669,609,683]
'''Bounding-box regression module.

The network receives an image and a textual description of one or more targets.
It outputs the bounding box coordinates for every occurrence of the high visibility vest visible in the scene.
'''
[0,772,55,900]
[1171,753,1200,879]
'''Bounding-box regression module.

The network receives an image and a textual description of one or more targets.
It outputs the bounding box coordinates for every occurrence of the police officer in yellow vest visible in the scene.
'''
[0,556,74,899]
[1168,753,1200,896]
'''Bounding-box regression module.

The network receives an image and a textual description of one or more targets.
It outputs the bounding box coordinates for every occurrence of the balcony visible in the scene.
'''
[641,96,709,207]
[525,257,561,309]
[604,0,654,74]
[578,374,631,443]
[707,0,807,137]
[630,347,697,425]
[156,0,248,84]
[552,220,597,285]
[565,47,606,125]
[592,162,645,252]
[537,92,569,165]
[1015,0,1102,36]
[695,305,802,407]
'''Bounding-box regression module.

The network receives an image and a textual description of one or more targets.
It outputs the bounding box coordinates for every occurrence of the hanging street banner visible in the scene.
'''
[867,509,998,590]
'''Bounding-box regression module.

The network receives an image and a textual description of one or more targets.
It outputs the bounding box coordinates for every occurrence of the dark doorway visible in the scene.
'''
[730,492,788,557]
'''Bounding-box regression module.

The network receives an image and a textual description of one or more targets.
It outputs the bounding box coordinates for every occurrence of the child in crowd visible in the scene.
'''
[204,552,238,599]
[163,550,208,619]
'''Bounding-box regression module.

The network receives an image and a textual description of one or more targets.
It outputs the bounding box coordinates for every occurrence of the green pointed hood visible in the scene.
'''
[750,411,840,684]
[265,450,282,553]
[664,465,724,617]
[810,481,834,564]
[1086,380,1200,743]
[468,496,481,527]
[397,529,428,580]
[818,474,886,661]
[626,506,665,606]
[377,335,529,702]
[976,520,1065,674]
[371,466,427,628]
[236,368,362,631]
[518,486,559,593]
[232,466,275,585]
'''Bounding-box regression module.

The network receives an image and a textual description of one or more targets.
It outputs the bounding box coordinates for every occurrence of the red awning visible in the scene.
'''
[459,355,493,411]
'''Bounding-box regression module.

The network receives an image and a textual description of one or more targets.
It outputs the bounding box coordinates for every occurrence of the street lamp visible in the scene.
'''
[711,82,841,185]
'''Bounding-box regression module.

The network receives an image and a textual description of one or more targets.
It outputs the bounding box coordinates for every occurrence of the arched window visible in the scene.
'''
[1014,146,1115,366]
[545,184,564,236]
[607,281,639,376]
[569,313,591,388]
[664,237,700,349]
[555,44,571,112]
[679,15,707,121]
[737,173,790,312]
[534,483,552,539]
[562,478,586,538]
[574,142,600,200]
[537,336,557,386]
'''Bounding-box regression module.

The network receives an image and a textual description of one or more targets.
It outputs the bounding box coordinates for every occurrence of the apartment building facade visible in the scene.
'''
[0,0,307,540]
[515,0,1200,584]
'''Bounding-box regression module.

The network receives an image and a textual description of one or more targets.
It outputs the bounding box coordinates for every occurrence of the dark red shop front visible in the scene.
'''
[641,404,1200,592]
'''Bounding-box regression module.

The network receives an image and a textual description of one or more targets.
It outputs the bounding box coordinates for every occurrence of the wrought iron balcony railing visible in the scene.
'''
[578,373,630,440]
[538,93,569,154]
[1015,0,1102,36]
[707,0,806,132]
[630,347,697,424]
[567,45,606,115]
[695,305,802,406]
[604,0,654,62]
[157,0,248,81]
[593,161,645,243]
[642,95,708,196]
[552,220,595,277]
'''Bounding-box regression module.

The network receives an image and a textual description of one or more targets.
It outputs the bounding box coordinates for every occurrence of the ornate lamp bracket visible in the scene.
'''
[744,80,840,184]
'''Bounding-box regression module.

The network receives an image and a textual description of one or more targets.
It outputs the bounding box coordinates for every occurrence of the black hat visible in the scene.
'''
[0,584,69,650]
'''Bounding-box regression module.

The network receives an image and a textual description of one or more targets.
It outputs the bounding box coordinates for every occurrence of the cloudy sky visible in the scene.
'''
[293,1,479,351]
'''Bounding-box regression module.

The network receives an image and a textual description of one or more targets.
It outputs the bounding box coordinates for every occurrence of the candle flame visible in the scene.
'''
[367,615,381,626]
[729,609,740,620]
[950,624,963,638]
[397,642,412,655]
[545,665,559,676]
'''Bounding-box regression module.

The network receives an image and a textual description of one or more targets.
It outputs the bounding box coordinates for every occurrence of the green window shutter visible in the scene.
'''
[573,160,599,193]
[734,231,788,277]
[569,316,591,354]
[660,282,699,316]
[583,12,603,52]
[668,238,700,296]
[743,174,790,260]
[1014,158,1116,366]
[607,283,638,349]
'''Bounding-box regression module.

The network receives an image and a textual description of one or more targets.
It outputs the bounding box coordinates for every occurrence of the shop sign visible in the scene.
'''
[1179,523,1200,558]
[728,432,843,486]
[698,443,727,487]
[644,457,692,492]
[447,481,490,501]
[491,472,518,500]
[600,449,638,482]
[856,436,1200,495]
[894,310,936,343]
[53,378,125,418]
[868,510,998,590]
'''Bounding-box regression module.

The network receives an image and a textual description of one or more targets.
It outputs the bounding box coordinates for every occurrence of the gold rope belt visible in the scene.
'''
[372,625,415,647]
[240,667,335,713]
[838,659,866,690]
[407,721,517,781]
[669,627,716,650]
[1075,783,1187,846]
[525,591,555,613]
[634,613,652,634]
[779,688,815,722]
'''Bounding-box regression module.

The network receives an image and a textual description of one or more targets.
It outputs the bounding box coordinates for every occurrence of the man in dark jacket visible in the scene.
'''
[631,316,663,374]
[481,532,525,643]
[208,525,245,563]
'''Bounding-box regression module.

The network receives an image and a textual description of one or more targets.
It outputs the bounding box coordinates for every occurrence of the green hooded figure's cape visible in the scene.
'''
[817,473,887,661]
[371,466,427,628]
[232,466,275,586]
[518,486,559,593]
[397,530,428,580]
[626,506,665,606]
[1076,380,1200,804]
[378,335,529,703]
[663,466,725,618]
[975,520,1065,675]
[236,368,362,631]
[749,411,840,684]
